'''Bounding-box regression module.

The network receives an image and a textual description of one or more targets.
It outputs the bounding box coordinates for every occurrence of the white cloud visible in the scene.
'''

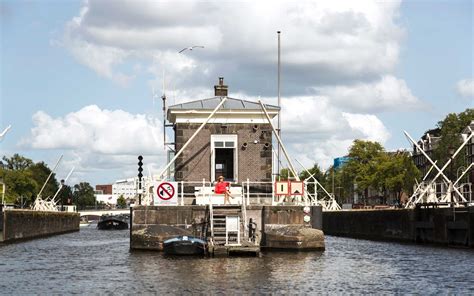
[24,105,167,180]
[456,79,474,98]
[242,94,390,169]
[314,75,423,112]
[62,0,404,92]
[49,0,425,177]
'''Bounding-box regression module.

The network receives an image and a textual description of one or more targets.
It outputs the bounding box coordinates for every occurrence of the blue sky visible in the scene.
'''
[0,0,473,186]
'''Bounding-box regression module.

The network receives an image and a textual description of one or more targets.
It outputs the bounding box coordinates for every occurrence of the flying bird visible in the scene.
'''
[179,45,205,53]
[0,125,11,139]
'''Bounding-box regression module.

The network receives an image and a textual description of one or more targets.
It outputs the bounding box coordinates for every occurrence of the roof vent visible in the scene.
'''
[214,77,228,97]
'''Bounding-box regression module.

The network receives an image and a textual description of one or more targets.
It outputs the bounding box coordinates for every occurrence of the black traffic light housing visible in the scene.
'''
[138,155,143,179]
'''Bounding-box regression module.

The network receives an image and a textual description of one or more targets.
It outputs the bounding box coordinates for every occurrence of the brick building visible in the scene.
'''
[166,78,279,183]
[412,128,441,178]
[95,184,112,195]
[462,120,474,184]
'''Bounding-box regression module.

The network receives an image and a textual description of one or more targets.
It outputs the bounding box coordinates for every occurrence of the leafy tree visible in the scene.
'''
[434,109,474,180]
[117,195,127,208]
[344,140,385,203]
[28,161,59,199]
[73,182,96,209]
[58,184,73,205]
[1,154,33,170]
[374,151,420,204]
[0,168,37,204]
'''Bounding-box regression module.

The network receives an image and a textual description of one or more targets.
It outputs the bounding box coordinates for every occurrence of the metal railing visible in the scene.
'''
[140,178,341,210]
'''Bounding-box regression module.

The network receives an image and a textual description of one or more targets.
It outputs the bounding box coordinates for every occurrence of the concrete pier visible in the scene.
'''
[130,205,324,253]
[1,209,80,243]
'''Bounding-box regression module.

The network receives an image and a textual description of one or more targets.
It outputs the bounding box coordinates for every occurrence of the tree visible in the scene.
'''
[0,168,37,204]
[374,151,420,204]
[117,195,127,208]
[58,184,73,205]
[1,154,33,170]
[344,140,385,203]
[28,161,59,198]
[73,182,96,209]
[434,109,474,180]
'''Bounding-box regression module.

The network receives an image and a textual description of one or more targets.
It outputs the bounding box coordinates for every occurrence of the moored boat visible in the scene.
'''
[163,236,207,255]
[97,214,129,230]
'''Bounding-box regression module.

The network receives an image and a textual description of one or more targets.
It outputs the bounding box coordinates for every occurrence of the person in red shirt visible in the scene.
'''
[214,175,233,205]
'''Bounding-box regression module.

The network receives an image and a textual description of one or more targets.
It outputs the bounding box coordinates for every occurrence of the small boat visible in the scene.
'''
[97,214,128,230]
[80,216,90,227]
[163,236,207,255]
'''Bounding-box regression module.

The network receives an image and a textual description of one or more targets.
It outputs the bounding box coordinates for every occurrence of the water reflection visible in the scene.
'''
[0,227,473,294]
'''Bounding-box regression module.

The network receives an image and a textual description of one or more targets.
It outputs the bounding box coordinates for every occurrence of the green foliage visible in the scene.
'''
[58,184,73,205]
[334,140,420,204]
[0,167,37,204]
[73,182,96,209]
[344,140,385,199]
[117,195,127,208]
[0,155,61,205]
[434,109,474,179]
[28,162,59,198]
[0,154,33,171]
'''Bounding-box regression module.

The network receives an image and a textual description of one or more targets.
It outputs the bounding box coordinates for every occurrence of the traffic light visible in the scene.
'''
[138,155,143,179]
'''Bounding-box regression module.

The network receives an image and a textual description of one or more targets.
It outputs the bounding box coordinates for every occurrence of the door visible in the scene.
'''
[211,135,238,182]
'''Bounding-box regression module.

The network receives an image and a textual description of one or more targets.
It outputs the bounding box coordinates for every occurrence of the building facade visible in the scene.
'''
[95,184,112,195]
[167,78,279,183]
[412,128,441,178]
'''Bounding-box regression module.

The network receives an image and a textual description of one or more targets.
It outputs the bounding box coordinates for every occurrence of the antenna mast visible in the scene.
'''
[277,31,281,181]
[162,69,167,150]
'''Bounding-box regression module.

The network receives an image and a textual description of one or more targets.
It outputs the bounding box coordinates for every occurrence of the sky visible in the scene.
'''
[0,0,473,186]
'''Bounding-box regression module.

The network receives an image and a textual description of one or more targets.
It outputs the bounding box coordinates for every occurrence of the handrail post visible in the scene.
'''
[180,181,184,206]
[246,178,250,206]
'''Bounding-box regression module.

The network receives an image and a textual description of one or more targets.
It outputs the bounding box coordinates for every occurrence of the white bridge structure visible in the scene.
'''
[79,209,129,217]
[404,128,473,208]
[32,155,75,212]
[134,97,341,211]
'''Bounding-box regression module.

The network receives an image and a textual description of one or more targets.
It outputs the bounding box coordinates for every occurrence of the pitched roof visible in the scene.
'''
[168,97,280,111]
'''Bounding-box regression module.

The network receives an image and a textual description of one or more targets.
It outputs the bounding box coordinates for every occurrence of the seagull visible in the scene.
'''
[0,125,11,139]
[179,45,205,53]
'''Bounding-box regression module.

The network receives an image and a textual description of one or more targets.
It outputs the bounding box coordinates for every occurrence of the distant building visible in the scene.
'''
[112,178,138,198]
[333,156,350,169]
[462,120,474,184]
[412,128,441,178]
[95,184,112,195]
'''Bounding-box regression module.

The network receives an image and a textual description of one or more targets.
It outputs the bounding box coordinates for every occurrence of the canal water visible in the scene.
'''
[1,226,473,294]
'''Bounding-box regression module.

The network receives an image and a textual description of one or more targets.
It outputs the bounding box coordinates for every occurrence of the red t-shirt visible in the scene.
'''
[214,182,229,194]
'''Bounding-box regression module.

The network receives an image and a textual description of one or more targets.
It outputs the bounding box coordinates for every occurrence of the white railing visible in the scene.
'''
[142,178,341,210]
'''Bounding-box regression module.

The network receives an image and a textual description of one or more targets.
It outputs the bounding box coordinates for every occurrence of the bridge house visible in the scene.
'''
[166,78,280,184]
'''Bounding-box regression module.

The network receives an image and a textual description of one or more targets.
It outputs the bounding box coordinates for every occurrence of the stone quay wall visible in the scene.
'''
[323,207,474,248]
[1,210,80,243]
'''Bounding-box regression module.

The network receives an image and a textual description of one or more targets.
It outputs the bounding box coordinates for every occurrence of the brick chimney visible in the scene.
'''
[214,77,228,96]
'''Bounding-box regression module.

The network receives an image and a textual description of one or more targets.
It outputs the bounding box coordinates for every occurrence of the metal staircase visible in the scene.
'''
[209,205,242,246]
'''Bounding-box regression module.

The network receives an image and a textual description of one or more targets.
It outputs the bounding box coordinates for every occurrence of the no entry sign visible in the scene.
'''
[153,181,178,205]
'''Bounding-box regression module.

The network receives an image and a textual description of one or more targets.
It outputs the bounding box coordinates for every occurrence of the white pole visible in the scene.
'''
[258,100,299,181]
[51,167,75,201]
[180,181,184,206]
[158,97,228,180]
[277,31,281,182]
[37,155,63,198]
[404,131,471,200]
[246,178,250,206]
